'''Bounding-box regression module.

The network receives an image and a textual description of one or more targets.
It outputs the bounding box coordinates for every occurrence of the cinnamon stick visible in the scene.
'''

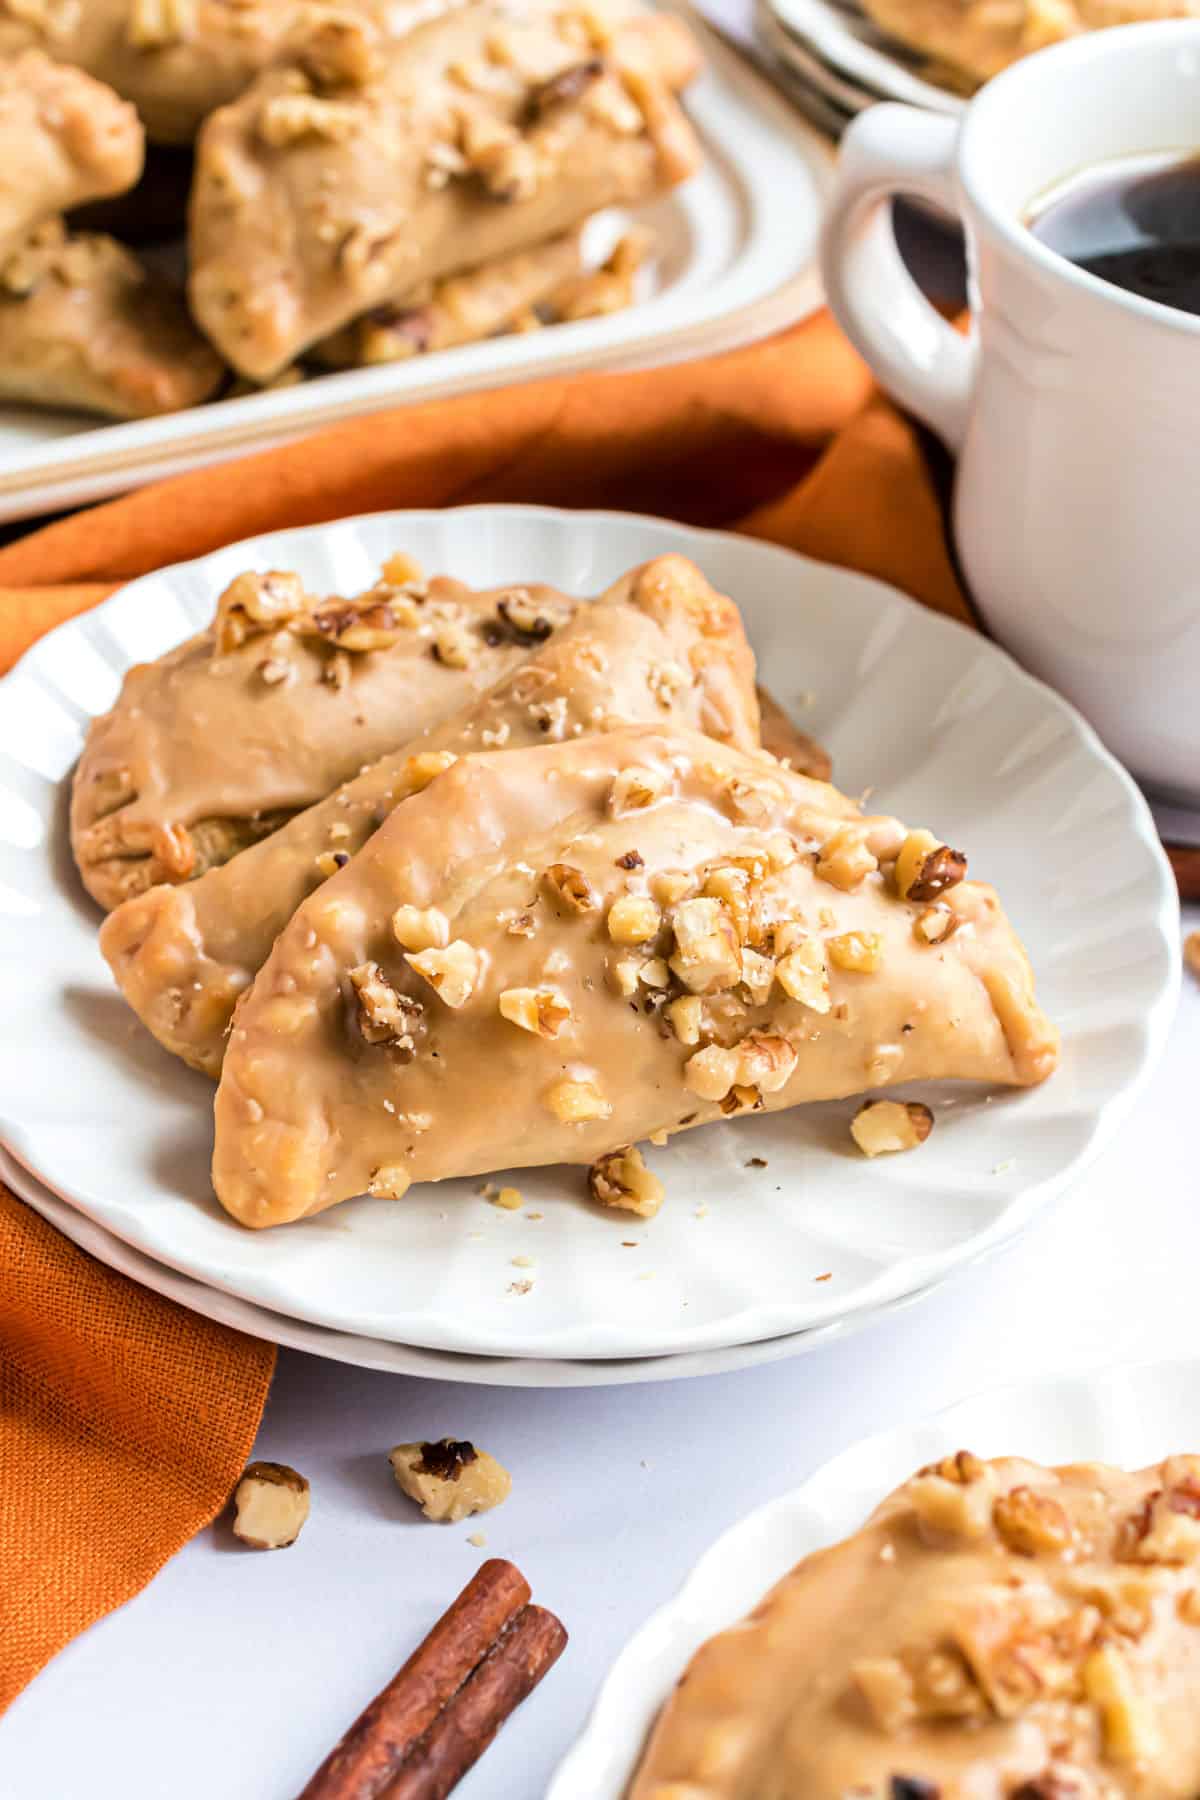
[382,1605,568,1800]
[298,1559,530,1800]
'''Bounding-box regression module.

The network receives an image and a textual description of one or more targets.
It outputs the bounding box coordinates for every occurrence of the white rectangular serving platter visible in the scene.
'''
[0,14,831,523]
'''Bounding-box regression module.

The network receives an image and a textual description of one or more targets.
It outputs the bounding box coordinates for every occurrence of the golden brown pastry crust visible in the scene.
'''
[208,719,1056,1225]
[0,49,143,255]
[73,561,575,911]
[0,0,412,145]
[633,1452,1200,1798]
[99,554,762,1074]
[858,0,1200,89]
[0,219,223,419]
[188,0,702,379]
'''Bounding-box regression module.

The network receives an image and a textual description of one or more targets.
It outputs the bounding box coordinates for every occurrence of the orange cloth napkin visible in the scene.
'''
[0,307,1048,1718]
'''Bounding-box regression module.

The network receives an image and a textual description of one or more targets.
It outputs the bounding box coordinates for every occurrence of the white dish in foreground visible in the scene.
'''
[0,505,1178,1360]
[550,1356,1200,1796]
[1,1145,956,1387]
[0,18,828,524]
[766,0,964,114]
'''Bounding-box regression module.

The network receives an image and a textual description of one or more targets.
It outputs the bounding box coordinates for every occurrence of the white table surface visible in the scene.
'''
[2,900,1196,1795]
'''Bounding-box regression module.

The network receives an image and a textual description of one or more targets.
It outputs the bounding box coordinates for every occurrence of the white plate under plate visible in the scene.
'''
[0,1142,964,1387]
[0,16,830,524]
[549,1356,1200,1796]
[765,0,966,114]
[0,506,1179,1360]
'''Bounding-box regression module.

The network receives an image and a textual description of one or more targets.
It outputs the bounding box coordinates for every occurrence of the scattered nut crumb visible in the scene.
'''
[493,1186,523,1211]
[588,1145,664,1218]
[467,1532,488,1548]
[231,1461,310,1550]
[511,1254,535,1269]
[850,1099,934,1157]
[746,1156,768,1169]
[815,1271,832,1282]
[389,1440,511,1523]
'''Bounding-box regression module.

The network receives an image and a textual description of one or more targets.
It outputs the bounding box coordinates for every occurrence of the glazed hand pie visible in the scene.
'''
[0,50,143,256]
[73,559,575,910]
[208,721,1056,1226]
[632,1451,1200,1798]
[99,554,762,1074]
[0,0,412,145]
[188,0,701,379]
[0,220,224,420]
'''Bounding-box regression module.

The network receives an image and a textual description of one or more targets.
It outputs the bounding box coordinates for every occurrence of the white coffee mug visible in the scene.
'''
[820,23,1200,804]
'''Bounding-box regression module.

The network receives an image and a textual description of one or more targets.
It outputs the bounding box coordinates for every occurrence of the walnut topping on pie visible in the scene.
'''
[348,961,423,1051]
[630,1453,1200,1797]
[895,829,968,903]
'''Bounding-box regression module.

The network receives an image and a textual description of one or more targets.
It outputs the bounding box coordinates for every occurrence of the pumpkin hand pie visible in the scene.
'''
[99,554,763,1074]
[0,49,143,256]
[632,1450,1200,1798]
[73,556,578,911]
[208,721,1057,1226]
[188,0,702,379]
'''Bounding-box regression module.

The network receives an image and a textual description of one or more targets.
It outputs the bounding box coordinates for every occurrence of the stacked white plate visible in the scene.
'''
[0,506,1179,1387]
[756,0,966,126]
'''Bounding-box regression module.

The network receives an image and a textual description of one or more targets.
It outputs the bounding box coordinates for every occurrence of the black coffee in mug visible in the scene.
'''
[1027,151,1200,316]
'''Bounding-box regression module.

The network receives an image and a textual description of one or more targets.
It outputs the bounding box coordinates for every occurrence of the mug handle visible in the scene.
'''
[820,104,977,454]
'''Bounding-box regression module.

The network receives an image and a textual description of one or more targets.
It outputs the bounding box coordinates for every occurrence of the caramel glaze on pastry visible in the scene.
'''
[0,49,143,257]
[208,720,1056,1226]
[73,558,576,911]
[632,1452,1200,1799]
[0,219,223,420]
[188,0,702,380]
[857,0,1200,90]
[0,0,420,146]
[99,554,762,1075]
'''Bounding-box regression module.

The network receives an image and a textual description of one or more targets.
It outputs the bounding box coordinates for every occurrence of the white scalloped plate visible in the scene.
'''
[0,1143,960,1386]
[0,506,1178,1359]
[764,0,967,115]
[549,1357,1200,1796]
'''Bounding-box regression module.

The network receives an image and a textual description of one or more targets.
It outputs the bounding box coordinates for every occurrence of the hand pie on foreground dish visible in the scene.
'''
[74,559,576,910]
[189,0,701,379]
[631,1451,1200,1799]
[210,721,1057,1226]
[100,554,762,1074]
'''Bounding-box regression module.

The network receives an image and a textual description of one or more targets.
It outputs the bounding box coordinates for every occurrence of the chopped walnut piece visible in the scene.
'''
[381,552,423,586]
[739,947,776,1004]
[703,864,751,940]
[1082,1643,1160,1763]
[316,849,351,878]
[854,1646,987,1733]
[669,897,741,994]
[1127,1459,1200,1564]
[405,750,458,791]
[498,985,571,1038]
[543,863,597,914]
[651,869,694,907]
[495,589,560,644]
[667,994,703,1046]
[994,1487,1075,1556]
[494,1186,522,1210]
[214,569,309,653]
[851,1099,933,1158]
[895,829,968,902]
[431,620,474,668]
[915,904,956,945]
[906,1451,995,1541]
[588,1145,664,1218]
[232,1461,310,1550]
[776,936,831,1013]
[348,961,423,1050]
[738,1031,797,1094]
[680,1045,737,1102]
[391,904,450,953]
[367,1164,411,1199]
[299,13,384,89]
[827,931,884,974]
[610,764,671,815]
[128,0,195,50]
[815,826,878,891]
[529,55,605,113]
[389,1440,511,1523]
[607,894,661,945]
[259,91,361,148]
[545,1077,611,1122]
[406,940,482,1009]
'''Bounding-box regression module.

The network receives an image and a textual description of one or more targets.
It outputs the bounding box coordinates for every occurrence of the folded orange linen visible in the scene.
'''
[0,308,1020,1717]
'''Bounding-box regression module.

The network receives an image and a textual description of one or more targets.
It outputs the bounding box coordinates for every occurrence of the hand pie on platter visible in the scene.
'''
[0,220,223,420]
[73,561,576,910]
[188,0,701,379]
[0,50,143,256]
[632,1451,1200,1798]
[209,721,1057,1226]
[99,554,763,1074]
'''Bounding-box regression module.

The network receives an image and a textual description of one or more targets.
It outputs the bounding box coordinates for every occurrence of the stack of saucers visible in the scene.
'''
[754,0,964,129]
